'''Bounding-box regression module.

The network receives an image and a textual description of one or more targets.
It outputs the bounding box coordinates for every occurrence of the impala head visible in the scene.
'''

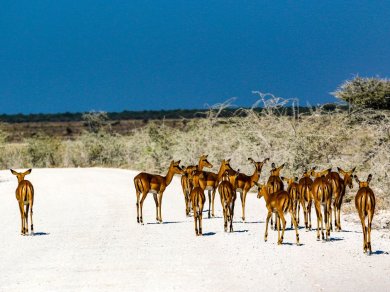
[10,169,32,183]
[170,160,185,175]
[254,182,267,199]
[311,167,331,178]
[354,174,372,188]
[270,163,285,176]
[282,176,298,186]
[302,166,316,178]
[248,157,269,172]
[199,154,213,168]
[338,167,356,189]
[184,165,197,175]
[221,159,232,171]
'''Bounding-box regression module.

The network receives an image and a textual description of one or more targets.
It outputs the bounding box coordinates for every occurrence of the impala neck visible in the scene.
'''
[165,166,175,186]
[262,188,271,204]
[251,167,261,183]
[217,164,228,181]
[198,160,205,171]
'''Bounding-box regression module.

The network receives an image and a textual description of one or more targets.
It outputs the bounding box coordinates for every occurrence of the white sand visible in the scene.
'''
[0,168,389,291]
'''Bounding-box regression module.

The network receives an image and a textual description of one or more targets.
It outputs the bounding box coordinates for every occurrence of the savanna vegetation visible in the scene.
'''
[0,91,389,212]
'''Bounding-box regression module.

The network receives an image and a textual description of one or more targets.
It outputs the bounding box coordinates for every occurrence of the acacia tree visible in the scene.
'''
[332,76,390,109]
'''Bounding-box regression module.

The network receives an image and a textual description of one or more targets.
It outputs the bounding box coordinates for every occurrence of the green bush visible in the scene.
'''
[332,76,390,109]
[27,135,62,167]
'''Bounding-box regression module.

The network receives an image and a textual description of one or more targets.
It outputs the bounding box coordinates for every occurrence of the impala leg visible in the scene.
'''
[337,205,342,231]
[302,199,308,230]
[277,213,281,245]
[139,192,148,225]
[324,204,329,241]
[158,193,163,223]
[296,201,300,226]
[291,212,300,245]
[208,190,211,218]
[241,191,247,222]
[25,204,30,235]
[199,205,203,235]
[152,193,159,222]
[18,202,25,235]
[265,211,271,242]
[136,191,140,223]
[367,212,373,255]
[264,210,272,241]
[223,207,227,232]
[307,200,312,231]
[30,203,34,235]
[279,211,287,245]
[194,207,198,236]
[359,213,367,253]
[270,214,274,230]
[211,189,216,217]
[332,201,337,231]
[314,201,322,240]
[230,201,235,232]
[327,204,332,240]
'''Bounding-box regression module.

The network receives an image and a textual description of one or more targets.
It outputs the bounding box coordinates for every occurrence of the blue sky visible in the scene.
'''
[0,1,389,114]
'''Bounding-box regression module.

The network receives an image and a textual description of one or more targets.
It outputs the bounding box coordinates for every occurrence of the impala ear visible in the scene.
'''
[295,177,299,182]
[227,159,231,163]
[264,158,270,163]
[351,167,356,173]
[253,181,260,187]
[367,174,373,184]
[10,169,18,175]
[271,163,275,169]
[354,175,360,184]
[281,176,286,182]
[280,163,285,169]
[337,167,344,174]
[248,158,255,164]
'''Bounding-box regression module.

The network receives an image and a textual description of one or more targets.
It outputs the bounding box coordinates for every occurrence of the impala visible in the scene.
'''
[192,159,233,218]
[282,177,300,228]
[11,169,34,235]
[190,171,206,236]
[298,168,315,230]
[267,163,285,229]
[218,169,240,232]
[354,174,376,255]
[181,155,213,216]
[255,182,300,245]
[232,157,269,222]
[311,168,332,241]
[326,167,355,231]
[134,160,184,224]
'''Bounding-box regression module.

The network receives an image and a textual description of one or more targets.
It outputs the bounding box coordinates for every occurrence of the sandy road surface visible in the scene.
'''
[0,168,389,291]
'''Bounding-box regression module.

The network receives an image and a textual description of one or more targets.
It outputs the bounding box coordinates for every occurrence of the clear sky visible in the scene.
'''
[1,1,389,114]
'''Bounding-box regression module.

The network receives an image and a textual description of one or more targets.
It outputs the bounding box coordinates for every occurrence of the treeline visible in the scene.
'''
[0,104,345,123]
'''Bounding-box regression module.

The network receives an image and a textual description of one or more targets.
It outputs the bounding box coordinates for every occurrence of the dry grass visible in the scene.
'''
[0,96,389,211]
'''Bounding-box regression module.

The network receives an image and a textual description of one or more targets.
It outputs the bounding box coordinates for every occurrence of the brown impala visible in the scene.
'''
[311,168,332,241]
[354,174,376,255]
[298,167,315,230]
[134,160,184,224]
[282,177,300,228]
[255,182,300,245]
[232,157,269,222]
[267,163,285,229]
[190,171,206,236]
[219,169,240,232]
[326,167,355,231]
[192,159,233,218]
[11,169,34,235]
[181,155,213,216]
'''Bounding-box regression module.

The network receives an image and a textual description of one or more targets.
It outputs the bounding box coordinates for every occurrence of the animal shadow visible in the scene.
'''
[371,250,389,255]
[234,229,249,233]
[32,232,49,236]
[202,232,216,236]
[329,237,344,242]
[147,221,184,225]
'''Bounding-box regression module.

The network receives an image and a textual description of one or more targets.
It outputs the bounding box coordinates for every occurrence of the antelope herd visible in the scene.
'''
[6,156,377,255]
[135,155,377,254]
